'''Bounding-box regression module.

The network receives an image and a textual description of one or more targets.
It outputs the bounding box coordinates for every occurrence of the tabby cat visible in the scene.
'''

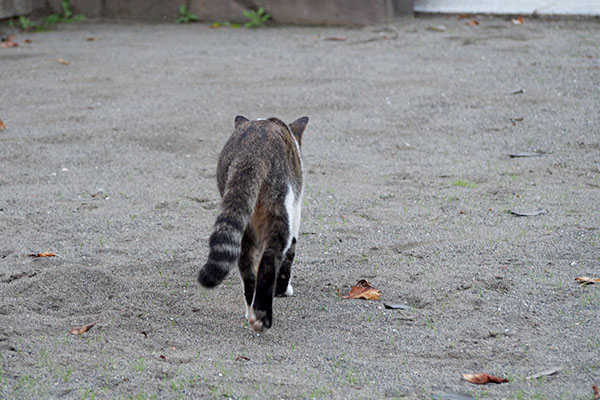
[198,116,309,332]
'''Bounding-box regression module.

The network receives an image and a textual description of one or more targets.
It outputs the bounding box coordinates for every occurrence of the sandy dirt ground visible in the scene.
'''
[0,16,599,399]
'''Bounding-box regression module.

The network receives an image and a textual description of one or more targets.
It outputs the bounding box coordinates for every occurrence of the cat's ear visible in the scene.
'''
[289,117,309,146]
[235,115,249,128]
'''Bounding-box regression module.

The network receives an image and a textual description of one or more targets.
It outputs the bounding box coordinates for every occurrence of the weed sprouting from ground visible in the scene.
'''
[243,7,271,28]
[176,5,198,24]
[11,0,84,32]
[451,179,477,188]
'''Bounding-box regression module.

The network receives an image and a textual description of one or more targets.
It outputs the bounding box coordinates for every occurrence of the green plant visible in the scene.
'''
[44,14,61,26]
[176,5,198,23]
[243,7,271,28]
[63,367,72,382]
[18,15,37,31]
[345,368,358,386]
[451,179,477,188]
[134,357,145,372]
[424,316,435,330]
[13,0,84,32]
[45,0,85,26]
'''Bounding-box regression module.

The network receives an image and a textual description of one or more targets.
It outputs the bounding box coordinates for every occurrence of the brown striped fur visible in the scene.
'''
[198,116,308,332]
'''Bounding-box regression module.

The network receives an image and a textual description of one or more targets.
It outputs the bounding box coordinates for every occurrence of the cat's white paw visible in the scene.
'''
[251,319,264,332]
[248,312,266,333]
[284,283,294,297]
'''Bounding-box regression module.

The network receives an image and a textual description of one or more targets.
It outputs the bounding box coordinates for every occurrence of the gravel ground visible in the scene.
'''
[0,16,599,399]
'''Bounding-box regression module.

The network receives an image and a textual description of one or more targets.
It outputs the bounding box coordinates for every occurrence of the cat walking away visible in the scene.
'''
[198,116,309,332]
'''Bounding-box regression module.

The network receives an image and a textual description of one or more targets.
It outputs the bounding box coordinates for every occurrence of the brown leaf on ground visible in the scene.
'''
[324,36,347,41]
[512,17,524,25]
[426,25,447,32]
[159,354,168,361]
[342,279,381,300]
[510,208,546,217]
[462,373,508,384]
[235,355,250,361]
[28,252,56,257]
[1,35,18,48]
[467,20,479,26]
[593,385,599,400]
[527,366,562,379]
[0,119,5,130]
[86,37,97,41]
[24,39,32,44]
[58,58,71,65]
[575,277,600,286]
[69,321,97,335]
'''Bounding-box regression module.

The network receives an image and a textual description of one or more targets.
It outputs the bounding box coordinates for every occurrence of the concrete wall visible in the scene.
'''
[0,0,32,19]
[190,0,413,25]
[31,0,182,20]
[15,0,413,25]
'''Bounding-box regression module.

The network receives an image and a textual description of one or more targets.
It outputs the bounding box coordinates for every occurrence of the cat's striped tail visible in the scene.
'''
[198,166,261,288]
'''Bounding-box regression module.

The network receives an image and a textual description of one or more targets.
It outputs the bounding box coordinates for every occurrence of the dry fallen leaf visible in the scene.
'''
[508,151,542,158]
[1,35,18,48]
[324,36,347,41]
[510,208,547,217]
[28,252,56,258]
[0,119,5,130]
[235,355,250,361]
[159,354,168,361]
[467,20,479,26]
[24,39,32,44]
[383,303,409,310]
[69,321,97,335]
[342,279,381,300]
[512,17,524,25]
[527,366,562,379]
[593,385,599,400]
[58,58,71,65]
[462,373,508,384]
[426,25,447,32]
[575,277,600,286]
[86,37,97,41]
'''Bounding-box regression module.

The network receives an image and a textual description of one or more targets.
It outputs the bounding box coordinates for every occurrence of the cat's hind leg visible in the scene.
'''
[249,215,288,332]
[238,228,258,320]
[275,237,295,297]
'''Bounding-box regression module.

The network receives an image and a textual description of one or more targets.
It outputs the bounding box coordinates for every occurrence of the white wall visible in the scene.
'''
[414,0,600,15]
